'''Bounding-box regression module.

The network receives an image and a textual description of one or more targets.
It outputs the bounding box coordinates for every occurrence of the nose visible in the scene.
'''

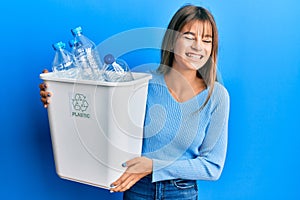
[191,39,202,51]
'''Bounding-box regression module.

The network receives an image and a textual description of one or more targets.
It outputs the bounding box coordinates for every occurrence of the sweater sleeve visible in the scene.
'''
[152,86,230,182]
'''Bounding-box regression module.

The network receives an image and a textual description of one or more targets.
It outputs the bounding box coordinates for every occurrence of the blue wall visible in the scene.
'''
[1,0,299,199]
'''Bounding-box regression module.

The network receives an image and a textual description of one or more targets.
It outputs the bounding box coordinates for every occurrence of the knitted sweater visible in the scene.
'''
[142,73,230,182]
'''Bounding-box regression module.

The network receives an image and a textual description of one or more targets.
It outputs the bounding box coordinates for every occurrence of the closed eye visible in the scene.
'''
[203,40,212,43]
[182,32,195,40]
[184,36,195,40]
[202,34,212,43]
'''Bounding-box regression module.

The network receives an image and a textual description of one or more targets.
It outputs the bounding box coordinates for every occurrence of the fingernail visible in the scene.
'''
[110,183,115,188]
[44,83,47,88]
[110,190,114,193]
[47,93,51,97]
[122,162,127,167]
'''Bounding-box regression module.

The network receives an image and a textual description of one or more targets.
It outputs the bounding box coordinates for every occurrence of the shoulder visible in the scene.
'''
[148,72,165,86]
[146,72,166,97]
[210,82,230,107]
[213,82,229,98]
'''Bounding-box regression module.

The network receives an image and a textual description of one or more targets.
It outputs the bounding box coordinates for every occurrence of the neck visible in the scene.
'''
[166,67,205,89]
[164,68,206,102]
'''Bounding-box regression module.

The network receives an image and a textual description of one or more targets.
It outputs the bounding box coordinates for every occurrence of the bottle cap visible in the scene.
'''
[71,26,82,36]
[52,41,66,50]
[104,54,115,64]
[68,39,75,48]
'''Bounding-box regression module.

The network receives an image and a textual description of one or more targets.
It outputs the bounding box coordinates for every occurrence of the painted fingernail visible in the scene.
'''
[47,93,51,97]
[44,83,47,88]
[110,190,114,193]
[122,162,127,167]
[110,183,115,188]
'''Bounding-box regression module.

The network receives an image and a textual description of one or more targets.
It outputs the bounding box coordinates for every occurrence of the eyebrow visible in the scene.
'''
[183,31,212,38]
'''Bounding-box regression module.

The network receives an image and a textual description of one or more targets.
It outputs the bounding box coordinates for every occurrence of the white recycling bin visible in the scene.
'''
[40,72,152,189]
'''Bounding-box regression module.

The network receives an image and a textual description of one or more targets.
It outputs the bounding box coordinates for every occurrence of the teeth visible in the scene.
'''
[187,53,203,59]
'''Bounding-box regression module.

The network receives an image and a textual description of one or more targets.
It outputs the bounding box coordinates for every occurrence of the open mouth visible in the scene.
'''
[186,53,204,59]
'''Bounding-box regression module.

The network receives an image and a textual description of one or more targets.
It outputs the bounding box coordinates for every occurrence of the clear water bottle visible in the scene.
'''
[103,54,134,82]
[68,39,82,73]
[52,41,78,78]
[71,26,102,80]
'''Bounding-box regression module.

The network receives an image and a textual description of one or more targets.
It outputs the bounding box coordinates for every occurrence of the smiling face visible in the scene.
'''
[173,20,213,72]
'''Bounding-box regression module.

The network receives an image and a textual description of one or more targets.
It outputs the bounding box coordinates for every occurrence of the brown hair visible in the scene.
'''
[157,5,219,109]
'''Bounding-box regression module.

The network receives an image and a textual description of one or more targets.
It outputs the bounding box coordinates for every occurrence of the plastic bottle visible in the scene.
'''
[68,39,77,54]
[68,39,81,73]
[52,41,78,78]
[103,54,134,82]
[71,26,102,80]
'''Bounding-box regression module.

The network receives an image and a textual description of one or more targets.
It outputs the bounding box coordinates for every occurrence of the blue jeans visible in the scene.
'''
[123,174,198,200]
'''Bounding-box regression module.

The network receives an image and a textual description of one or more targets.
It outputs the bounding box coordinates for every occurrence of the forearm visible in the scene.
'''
[152,157,222,182]
[152,125,228,182]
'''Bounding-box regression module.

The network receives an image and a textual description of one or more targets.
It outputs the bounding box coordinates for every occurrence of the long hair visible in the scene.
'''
[157,5,219,109]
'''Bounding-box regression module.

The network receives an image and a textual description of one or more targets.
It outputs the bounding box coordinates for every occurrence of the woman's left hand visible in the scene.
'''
[110,157,153,192]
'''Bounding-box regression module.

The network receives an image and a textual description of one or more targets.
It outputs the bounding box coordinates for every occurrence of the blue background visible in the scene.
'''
[1,0,299,199]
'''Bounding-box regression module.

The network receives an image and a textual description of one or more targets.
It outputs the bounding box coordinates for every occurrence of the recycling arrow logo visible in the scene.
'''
[72,93,89,112]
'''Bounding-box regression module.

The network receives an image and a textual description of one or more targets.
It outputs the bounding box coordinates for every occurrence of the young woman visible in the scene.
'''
[40,4,230,200]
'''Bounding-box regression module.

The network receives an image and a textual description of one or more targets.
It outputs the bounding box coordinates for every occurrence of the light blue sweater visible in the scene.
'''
[142,73,230,182]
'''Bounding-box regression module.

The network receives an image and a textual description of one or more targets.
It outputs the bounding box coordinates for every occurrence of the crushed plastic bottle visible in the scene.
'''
[52,41,78,78]
[103,54,134,82]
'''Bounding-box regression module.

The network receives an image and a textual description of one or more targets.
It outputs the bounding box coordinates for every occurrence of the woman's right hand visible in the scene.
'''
[39,69,52,108]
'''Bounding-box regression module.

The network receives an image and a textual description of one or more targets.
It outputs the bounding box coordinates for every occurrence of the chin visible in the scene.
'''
[190,62,205,70]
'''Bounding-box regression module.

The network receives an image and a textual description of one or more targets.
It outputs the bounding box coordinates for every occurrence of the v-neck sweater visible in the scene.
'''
[142,72,230,182]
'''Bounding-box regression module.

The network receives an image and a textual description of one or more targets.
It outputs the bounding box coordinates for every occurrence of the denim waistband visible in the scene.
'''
[124,174,198,200]
[143,174,197,184]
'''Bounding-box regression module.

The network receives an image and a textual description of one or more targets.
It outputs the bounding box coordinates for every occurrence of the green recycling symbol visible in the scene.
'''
[72,93,89,112]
